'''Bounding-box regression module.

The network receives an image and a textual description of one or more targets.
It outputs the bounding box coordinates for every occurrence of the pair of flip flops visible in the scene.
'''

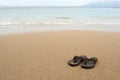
[68,55,98,69]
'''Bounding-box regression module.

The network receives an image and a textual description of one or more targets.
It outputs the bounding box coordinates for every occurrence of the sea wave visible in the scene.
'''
[54,17,71,19]
[0,18,120,26]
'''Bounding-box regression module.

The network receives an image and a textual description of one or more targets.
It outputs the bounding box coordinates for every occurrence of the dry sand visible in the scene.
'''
[0,30,120,80]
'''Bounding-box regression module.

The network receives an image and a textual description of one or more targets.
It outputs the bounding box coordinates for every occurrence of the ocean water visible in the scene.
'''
[0,7,120,35]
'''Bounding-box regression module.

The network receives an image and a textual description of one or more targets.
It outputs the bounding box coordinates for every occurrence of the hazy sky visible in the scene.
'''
[0,0,119,6]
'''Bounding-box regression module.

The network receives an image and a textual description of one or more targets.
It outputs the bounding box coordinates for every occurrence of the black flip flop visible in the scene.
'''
[81,57,98,69]
[68,55,87,66]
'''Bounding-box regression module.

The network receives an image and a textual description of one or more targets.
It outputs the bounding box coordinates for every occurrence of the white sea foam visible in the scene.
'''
[0,18,120,26]
[0,18,120,35]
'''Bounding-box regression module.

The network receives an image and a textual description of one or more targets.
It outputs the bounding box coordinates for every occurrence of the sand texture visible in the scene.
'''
[0,30,120,80]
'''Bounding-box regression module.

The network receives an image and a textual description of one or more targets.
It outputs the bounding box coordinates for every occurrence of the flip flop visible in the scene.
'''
[81,57,98,69]
[68,55,87,66]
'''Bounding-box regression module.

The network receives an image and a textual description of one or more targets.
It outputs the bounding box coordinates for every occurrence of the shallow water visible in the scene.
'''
[0,7,120,35]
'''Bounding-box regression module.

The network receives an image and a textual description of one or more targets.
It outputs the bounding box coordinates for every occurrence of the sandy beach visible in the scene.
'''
[0,30,120,80]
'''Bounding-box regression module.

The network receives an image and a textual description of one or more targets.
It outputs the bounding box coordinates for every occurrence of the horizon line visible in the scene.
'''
[0,6,120,8]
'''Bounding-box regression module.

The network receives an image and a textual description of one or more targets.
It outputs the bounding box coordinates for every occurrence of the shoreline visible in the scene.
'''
[0,29,120,36]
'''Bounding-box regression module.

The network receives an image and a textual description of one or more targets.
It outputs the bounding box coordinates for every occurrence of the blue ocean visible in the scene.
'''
[0,7,120,35]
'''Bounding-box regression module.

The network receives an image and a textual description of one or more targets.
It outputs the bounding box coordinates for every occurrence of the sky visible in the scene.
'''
[0,0,119,6]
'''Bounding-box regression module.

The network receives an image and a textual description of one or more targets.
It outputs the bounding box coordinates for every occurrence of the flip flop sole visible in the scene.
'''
[81,64,95,69]
[68,60,81,66]
[81,57,98,69]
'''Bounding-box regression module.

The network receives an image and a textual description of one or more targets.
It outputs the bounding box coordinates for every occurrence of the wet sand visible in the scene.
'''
[0,30,120,80]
